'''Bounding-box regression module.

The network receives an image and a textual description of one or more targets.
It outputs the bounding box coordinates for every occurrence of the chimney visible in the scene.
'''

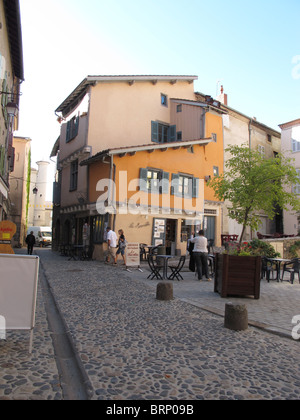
[217,85,228,106]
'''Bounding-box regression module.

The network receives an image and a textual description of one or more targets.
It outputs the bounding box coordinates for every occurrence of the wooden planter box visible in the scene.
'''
[214,254,261,299]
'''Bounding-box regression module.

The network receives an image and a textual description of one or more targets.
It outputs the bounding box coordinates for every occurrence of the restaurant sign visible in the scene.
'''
[0,220,17,254]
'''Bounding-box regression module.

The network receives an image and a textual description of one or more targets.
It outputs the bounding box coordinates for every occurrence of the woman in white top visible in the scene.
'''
[191,230,211,281]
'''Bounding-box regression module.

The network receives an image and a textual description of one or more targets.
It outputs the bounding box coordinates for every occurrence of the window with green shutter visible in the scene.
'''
[0,145,5,176]
[139,168,169,194]
[151,121,177,143]
[1,75,8,123]
[70,159,78,191]
[192,177,199,198]
[151,121,159,143]
[171,174,199,198]
[66,116,79,143]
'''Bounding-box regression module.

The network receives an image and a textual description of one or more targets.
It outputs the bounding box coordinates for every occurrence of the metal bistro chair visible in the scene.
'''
[261,257,276,282]
[281,258,300,284]
[140,243,147,261]
[168,256,186,281]
[208,254,215,277]
[147,254,163,280]
[207,239,214,254]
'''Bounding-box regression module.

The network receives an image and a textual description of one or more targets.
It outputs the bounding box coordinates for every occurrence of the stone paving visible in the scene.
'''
[0,253,62,400]
[134,266,300,338]
[0,248,300,400]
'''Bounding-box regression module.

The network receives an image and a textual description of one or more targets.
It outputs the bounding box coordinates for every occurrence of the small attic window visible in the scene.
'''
[161,93,168,107]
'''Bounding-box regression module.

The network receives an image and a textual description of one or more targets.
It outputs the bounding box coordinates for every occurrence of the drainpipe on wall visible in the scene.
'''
[102,155,116,230]
[248,118,253,240]
[112,162,116,232]
[108,154,117,230]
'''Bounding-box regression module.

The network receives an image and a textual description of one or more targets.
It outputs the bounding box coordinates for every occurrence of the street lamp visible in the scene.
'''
[3,102,19,180]
[6,102,19,117]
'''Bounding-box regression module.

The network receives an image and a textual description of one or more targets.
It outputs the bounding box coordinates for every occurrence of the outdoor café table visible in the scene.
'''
[268,258,291,282]
[156,255,174,280]
[68,245,85,261]
[146,245,159,255]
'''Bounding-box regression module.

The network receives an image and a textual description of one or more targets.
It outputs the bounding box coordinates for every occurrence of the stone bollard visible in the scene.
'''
[156,282,173,301]
[224,303,248,331]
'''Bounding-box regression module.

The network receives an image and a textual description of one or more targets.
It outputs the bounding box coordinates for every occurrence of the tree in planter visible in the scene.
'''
[208,144,300,245]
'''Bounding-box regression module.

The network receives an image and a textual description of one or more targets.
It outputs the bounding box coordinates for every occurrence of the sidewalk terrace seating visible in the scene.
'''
[281,258,300,284]
[261,257,276,282]
[147,254,163,280]
[168,256,186,281]
[140,244,159,261]
[221,234,239,245]
[257,231,296,240]
[59,244,93,261]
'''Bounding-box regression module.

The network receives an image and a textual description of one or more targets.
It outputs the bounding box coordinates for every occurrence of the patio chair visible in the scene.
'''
[147,254,163,280]
[208,254,215,277]
[140,243,147,261]
[168,255,186,281]
[261,257,275,282]
[281,258,300,284]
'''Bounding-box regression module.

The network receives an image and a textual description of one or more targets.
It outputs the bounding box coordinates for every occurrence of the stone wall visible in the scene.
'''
[265,237,300,259]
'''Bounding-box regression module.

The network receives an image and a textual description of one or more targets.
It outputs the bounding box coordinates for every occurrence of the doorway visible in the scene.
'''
[166,219,176,255]
[204,216,215,243]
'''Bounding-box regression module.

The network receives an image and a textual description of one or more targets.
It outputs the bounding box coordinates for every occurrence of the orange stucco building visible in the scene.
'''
[53,75,224,257]
[83,103,224,258]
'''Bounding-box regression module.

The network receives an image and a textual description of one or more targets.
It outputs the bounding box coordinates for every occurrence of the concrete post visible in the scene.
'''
[224,303,248,331]
[156,282,173,301]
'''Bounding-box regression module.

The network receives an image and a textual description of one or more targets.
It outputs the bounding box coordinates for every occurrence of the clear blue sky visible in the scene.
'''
[16,0,300,194]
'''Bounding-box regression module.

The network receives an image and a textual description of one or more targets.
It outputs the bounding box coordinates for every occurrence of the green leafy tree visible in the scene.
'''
[208,144,300,244]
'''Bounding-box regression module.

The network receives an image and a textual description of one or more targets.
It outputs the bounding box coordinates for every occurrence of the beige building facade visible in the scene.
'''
[279,118,300,235]
[196,90,281,241]
[9,135,31,245]
[0,0,24,221]
[53,75,212,250]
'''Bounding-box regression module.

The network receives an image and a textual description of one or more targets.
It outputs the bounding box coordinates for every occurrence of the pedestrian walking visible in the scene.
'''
[114,229,127,265]
[188,232,195,272]
[25,231,36,255]
[105,226,118,264]
[191,229,211,281]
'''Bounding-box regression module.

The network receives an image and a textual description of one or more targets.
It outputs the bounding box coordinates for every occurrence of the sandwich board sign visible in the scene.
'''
[125,242,142,272]
[0,254,39,353]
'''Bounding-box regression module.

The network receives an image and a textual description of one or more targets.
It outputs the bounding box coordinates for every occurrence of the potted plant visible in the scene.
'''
[208,144,300,299]
[214,240,279,299]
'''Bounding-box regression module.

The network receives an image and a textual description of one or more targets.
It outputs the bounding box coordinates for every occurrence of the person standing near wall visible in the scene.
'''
[191,229,211,281]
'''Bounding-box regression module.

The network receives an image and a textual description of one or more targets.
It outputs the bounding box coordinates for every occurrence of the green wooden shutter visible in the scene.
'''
[161,171,169,194]
[139,168,148,192]
[151,121,159,143]
[0,146,4,176]
[168,125,176,142]
[171,173,179,195]
[66,121,70,142]
[75,116,79,136]
[192,177,199,198]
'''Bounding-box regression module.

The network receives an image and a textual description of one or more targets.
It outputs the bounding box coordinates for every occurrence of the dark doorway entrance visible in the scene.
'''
[166,219,176,255]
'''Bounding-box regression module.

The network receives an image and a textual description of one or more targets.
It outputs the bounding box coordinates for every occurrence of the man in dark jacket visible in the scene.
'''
[25,231,35,255]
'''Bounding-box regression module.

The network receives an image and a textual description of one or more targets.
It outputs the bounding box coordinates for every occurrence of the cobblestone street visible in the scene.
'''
[0,248,300,400]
